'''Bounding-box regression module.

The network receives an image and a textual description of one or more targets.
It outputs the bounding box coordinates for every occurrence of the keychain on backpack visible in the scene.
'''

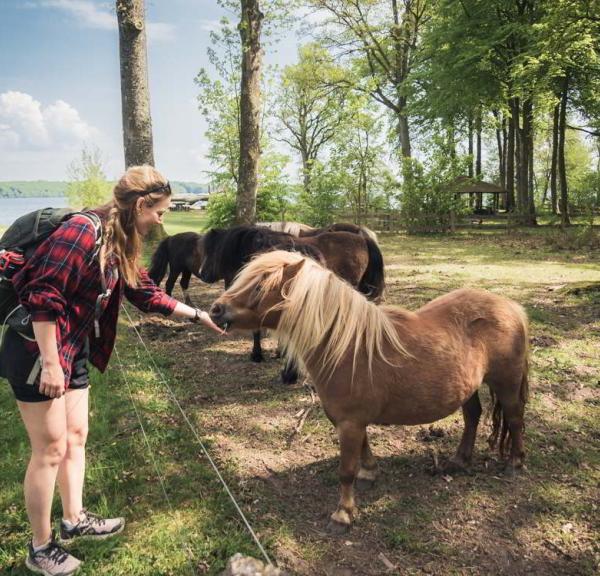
[0,249,26,280]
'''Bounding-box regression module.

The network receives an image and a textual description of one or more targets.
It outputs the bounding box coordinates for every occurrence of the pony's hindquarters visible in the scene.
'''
[483,301,529,470]
[148,236,170,285]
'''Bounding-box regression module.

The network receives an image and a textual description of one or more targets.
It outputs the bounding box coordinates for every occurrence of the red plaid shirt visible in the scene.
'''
[12,212,178,384]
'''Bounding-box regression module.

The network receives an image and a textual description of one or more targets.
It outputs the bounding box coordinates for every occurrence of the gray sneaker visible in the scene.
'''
[26,535,81,575]
[59,509,125,542]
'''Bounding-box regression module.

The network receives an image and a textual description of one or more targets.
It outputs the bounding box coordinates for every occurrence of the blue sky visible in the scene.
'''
[0,0,303,181]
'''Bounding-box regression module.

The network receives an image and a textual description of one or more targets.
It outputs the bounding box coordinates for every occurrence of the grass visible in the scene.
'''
[1,214,600,574]
[162,210,207,235]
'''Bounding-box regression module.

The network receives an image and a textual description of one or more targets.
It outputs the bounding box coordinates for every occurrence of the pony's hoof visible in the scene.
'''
[445,457,472,475]
[250,353,264,363]
[327,519,351,535]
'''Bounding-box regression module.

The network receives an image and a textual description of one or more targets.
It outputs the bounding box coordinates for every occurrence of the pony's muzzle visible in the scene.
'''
[209,302,230,327]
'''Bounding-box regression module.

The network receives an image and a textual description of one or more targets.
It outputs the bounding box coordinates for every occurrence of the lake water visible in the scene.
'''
[0,197,69,226]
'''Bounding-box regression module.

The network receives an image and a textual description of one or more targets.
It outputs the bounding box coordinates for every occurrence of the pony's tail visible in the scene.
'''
[148,237,170,286]
[358,236,385,301]
[488,314,530,457]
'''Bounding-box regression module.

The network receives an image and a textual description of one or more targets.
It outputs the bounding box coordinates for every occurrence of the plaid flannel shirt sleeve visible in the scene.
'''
[123,267,178,315]
[14,216,98,322]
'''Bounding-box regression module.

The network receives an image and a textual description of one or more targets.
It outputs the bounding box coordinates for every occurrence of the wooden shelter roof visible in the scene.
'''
[453,176,507,195]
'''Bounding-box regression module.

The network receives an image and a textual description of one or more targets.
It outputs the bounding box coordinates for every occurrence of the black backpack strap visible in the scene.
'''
[77,212,112,339]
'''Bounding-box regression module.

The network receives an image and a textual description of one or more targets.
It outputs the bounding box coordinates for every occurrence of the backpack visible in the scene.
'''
[0,207,103,338]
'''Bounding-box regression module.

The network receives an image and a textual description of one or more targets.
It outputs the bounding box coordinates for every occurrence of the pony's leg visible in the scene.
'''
[499,401,526,475]
[180,270,194,307]
[448,391,482,471]
[488,371,527,475]
[165,267,179,297]
[329,421,364,533]
[356,430,378,489]
[280,357,298,385]
[250,330,264,363]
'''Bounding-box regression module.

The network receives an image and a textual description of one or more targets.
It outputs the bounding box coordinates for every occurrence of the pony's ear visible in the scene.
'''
[283,258,305,280]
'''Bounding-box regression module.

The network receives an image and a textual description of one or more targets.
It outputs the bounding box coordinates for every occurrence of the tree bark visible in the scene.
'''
[475,108,482,210]
[116,0,155,168]
[468,114,474,178]
[506,102,516,212]
[522,99,536,225]
[550,103,559,214]
[236,0,264,225]
[558,76,571,227]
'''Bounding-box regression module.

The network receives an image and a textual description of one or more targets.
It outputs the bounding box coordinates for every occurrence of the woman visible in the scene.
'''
[0,166,223,576]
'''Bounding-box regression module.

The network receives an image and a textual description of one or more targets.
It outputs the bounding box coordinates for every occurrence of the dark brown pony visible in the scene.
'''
[149,232,204,306]
[257,221,378,242]
[209,251,529,532]
[200,226,385,378]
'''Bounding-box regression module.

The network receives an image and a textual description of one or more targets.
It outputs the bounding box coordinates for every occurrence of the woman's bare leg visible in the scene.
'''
[57,388,89,524]
[17,398,67,547]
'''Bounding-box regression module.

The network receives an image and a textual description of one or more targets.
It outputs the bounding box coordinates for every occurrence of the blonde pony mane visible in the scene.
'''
[227,250,408,381]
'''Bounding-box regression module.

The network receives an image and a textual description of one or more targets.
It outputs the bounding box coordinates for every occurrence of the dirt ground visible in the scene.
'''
[135,232,599,576]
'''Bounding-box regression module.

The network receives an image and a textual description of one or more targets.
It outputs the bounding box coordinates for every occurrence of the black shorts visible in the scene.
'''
[0,328,89,403]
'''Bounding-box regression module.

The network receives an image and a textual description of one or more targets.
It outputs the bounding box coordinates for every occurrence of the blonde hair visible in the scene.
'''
[101,165,171,286]
[227,250,409,383]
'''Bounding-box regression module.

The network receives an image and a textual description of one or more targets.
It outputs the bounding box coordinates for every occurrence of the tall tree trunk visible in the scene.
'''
[236,0,264,225]
[447,121,456,159]
[507,107,515,212]
[558,76,571,227]
[116,0,155,168]
[468,114,474,207]
[467,114,474,177]
[301,151,312,195]
[522,99,536,225]
[501,117,508,209]
[392,0,412,158]
[512,98,522,215]
[475,108,482,210]
[493,110,504,187]
[550,102,559,215]
[397,100,412,159]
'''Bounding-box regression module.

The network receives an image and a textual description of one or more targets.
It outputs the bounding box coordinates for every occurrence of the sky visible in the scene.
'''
[0,0,304,181]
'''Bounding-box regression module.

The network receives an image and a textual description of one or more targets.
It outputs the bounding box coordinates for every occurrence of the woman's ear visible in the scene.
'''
[135,197,145,214]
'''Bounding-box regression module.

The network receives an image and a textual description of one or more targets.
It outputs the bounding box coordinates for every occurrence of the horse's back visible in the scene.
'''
[416,288,528,366]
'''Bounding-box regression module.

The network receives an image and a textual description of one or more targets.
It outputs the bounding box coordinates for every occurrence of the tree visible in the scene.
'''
[236,0,265,225]
[67,146,112,209]
[275,43,348,195]
[116,0,155,167]
[308,0,430,160]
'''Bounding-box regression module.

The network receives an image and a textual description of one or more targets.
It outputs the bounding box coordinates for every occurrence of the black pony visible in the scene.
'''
[199,225,386,382]
[149,232,204,306]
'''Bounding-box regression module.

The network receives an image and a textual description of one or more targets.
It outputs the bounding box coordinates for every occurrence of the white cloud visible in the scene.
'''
[32,0,175,42]
[44,99,96,143]
[0,91,97,151]
[147,22,176,43]
[39,0,115,30]
[197,18,221,32]
[0,91,48,147]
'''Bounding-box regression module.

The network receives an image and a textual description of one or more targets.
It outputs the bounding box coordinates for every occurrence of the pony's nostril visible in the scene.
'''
[210,303,224,319]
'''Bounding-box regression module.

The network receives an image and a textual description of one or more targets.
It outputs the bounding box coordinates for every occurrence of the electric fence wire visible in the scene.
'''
[113,343,198,576]
[121,304,273,567]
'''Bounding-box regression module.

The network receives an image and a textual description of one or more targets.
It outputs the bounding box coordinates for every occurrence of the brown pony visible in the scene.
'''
[257,221,378,243]
[209,251,529,532]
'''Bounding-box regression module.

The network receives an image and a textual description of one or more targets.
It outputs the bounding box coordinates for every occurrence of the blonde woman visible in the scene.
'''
[0,166,223,575]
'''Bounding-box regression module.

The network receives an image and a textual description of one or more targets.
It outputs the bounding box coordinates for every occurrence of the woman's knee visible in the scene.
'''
[66,425,88,452]
[33,437,68,466]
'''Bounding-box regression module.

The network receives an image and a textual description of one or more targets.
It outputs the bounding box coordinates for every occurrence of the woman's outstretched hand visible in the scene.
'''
[194,309,226,335]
